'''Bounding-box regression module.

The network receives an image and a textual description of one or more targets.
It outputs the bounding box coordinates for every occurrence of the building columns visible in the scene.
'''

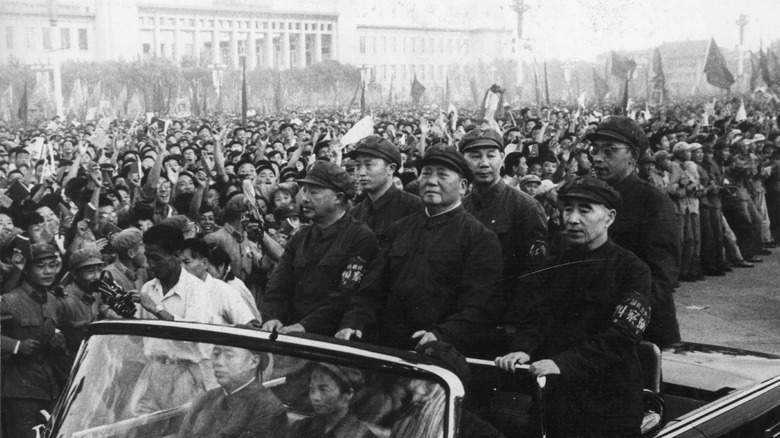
[314,29,322,63]
[281,27,290,69]
[264,29,273,68]
[297,30,306,68]
[247,28,256,70]
[212,28,221,64]
[229,30,238,68]
[194,18,201,63]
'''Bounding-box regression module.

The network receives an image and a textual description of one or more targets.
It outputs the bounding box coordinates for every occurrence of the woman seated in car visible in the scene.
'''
[289,363,376,438]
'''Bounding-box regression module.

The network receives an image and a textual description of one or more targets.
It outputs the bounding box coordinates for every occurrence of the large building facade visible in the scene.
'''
[0,0,518,89]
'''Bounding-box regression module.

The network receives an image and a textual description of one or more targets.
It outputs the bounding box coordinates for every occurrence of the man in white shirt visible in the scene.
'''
[130,224,216,416]
[180,238,260,326]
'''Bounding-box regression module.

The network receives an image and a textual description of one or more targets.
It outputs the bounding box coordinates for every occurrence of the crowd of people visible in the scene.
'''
[1,92,779,437]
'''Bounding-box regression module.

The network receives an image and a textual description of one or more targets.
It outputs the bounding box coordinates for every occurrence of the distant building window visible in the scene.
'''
[5,27,13,50]
[359,36,365,54]
[371,37,376,54]
[61,28,70,49]
[26,27,34,49]
[78,28,88,50]
[42,27,51,50]
[143,43,151,54]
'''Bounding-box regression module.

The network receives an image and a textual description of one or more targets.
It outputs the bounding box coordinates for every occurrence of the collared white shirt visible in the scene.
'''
[137,268,213,361]
[204,274,257,326]
[226,277,262,321]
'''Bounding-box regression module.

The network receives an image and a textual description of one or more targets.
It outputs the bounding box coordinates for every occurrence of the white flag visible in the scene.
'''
[735,100,747,121]
[340,115,374,146]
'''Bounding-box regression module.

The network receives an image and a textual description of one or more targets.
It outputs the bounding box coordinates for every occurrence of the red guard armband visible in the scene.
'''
[612,292,650,338]
[339,256,367,289]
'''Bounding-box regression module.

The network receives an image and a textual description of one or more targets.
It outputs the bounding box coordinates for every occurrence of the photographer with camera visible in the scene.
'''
[204,193,283,304]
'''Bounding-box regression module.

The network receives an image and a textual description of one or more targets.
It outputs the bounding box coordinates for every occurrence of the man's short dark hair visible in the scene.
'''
[143,224,184,253]
[182,238,210,260]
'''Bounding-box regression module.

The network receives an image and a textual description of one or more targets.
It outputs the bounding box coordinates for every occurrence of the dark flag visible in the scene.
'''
[770,50,780,86]
[704,38,735,90]
[444,75,451,106]
[191,82,200,117]
[470,76,480,105]
[17,79,28,124]
[621,72,630,115]
[652,47,667,99]
[592,68,609,102]
[543,61,550,106]
[360,79,366,117]
[610,51,632,78]
[241,58,248,127]
[388,76,394,105]
[750,51,761,91]
[411,75,425,105]
[273,73,284,113]
[348,77,361,107]
[533,67,541,108]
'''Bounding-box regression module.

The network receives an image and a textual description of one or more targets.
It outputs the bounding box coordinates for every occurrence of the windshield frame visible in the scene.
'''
[48,319,465,438]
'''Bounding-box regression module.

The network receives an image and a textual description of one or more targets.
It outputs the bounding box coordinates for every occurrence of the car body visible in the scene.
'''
[38,320,780,438]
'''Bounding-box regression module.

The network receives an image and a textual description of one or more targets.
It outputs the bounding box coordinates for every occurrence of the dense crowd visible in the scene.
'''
[2,92,780,437]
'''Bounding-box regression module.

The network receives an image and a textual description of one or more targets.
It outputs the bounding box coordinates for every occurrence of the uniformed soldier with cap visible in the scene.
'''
[260,161,379,336]
[460,128,548,321]
[339,146,503,356]
[497,177,651,438]
[586,116,681,348]
[57,248,104,354]
[1,243,68,438]
[348,135,422,246]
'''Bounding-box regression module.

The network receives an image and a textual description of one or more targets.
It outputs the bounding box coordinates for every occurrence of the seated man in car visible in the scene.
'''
[178,346,288,438]
[496,177,652,438]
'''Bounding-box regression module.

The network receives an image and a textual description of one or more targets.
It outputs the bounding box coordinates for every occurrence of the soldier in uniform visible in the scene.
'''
[497,178,651,438]
[348,135,422,247]
[103,228,148,295]
[260,161,379,336]
[1,243,68,438]
[588,116,681,347]
[339,146,503,356]
[57,248,104,359]
[460,128,548,325]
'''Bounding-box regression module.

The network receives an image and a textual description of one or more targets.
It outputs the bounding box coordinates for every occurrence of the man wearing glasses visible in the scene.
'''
[586,116,681,348]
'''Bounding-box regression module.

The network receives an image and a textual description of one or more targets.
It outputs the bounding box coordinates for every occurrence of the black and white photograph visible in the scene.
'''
[1,0,780,436]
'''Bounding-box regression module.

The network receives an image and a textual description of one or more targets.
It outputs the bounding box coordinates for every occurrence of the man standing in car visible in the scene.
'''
[260,161,379,336]
[497,178,650,437]
[588,116,681,348]
[339,146,502,356]
[460,128,548,324]
[348,135,422,247]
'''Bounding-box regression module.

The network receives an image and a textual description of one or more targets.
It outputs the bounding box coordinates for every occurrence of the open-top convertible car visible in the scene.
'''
[37,320,780,437]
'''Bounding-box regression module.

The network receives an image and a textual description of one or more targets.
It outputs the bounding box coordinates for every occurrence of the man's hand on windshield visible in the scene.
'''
[261,319,284,333]
[335,328,362,340]
[495,351,531,372]
[279,323,306,334]
[529,359,560,377]
[412,330,438,348]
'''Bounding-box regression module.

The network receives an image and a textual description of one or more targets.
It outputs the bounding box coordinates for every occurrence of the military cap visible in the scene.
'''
[519,174,541,185]
[110,228,143,251]
[459,128,504,153]
[347,135,402,167]
[296,161,355,198]
[224,194,250,215]
[29,242,58,263]
[279,167,298,181]
[255,160,275,175]
[559,177,622,210]
[585,116,649,156]
[68,248,104,271]
[672,142,693,154]
[419,145,474,182]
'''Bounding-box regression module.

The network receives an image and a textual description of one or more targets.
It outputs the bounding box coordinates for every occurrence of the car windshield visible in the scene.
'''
[51,333,449,438]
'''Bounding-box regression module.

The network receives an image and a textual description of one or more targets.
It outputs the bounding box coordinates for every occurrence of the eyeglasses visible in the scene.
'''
[588,144,630,158]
